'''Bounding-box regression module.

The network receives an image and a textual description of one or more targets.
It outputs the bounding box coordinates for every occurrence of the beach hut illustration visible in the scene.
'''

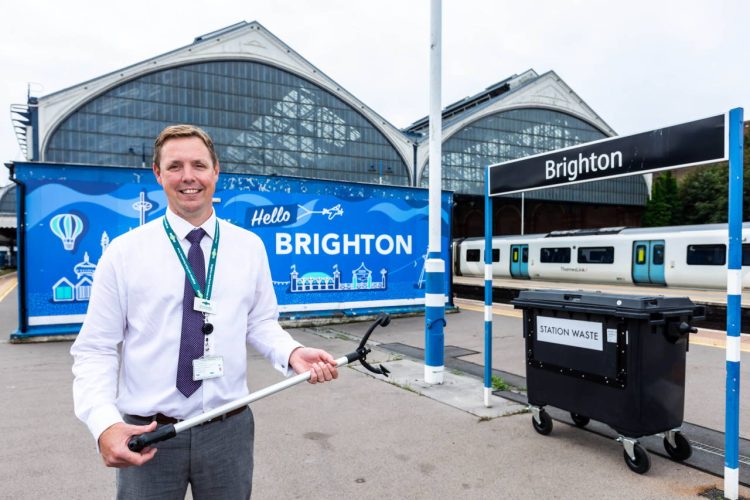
[52,277,75,302]
[75,277,94,301]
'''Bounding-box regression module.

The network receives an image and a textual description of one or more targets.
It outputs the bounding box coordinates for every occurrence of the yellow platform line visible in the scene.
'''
[457,302,523,319]
[0,278,18,302]
[691,336,750,353]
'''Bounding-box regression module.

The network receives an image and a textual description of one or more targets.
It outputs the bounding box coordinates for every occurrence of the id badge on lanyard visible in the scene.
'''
[164,217,225,382]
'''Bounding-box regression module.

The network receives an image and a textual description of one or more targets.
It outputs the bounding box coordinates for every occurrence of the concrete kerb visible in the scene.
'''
[352,357,525,420]
[306,323,525,419]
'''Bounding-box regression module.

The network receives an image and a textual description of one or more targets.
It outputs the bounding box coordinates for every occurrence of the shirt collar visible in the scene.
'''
[165,208,217,241]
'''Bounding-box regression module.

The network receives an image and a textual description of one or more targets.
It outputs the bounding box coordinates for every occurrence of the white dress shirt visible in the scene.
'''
[71,208,302,443]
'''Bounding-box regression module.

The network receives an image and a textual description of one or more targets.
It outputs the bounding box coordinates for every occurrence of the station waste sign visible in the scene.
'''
[12,162,452,338]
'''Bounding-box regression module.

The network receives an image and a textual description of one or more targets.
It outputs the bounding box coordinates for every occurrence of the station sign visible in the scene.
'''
[489,114,727,196]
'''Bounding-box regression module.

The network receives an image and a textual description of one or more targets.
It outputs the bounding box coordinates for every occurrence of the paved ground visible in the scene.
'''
[2,280,749,499]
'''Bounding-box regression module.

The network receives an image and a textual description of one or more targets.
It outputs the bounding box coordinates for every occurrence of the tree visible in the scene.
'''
[675,123,750,225]
[643,171,680,226]
[678,164,727,224]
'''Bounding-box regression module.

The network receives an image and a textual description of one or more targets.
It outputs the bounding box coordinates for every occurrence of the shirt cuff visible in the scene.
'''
[87,405,124,451]
[281,341,305,376]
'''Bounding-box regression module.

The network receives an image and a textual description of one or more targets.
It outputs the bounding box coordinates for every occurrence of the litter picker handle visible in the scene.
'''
[127,424,177,452]
[127,314,391,453]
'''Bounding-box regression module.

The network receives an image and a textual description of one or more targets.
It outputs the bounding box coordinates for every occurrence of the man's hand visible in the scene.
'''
[98,421,158,468]
[289,347,339,384]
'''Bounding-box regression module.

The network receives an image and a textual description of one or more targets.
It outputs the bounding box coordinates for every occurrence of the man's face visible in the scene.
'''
[153,136,220,225]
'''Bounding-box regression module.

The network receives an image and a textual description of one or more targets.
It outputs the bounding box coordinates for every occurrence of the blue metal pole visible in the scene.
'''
[424,0,444,384]
[724,107,743,500]
[484,166,493,407]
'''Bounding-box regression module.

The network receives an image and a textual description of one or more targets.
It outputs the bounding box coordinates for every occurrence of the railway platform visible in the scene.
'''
[2,285,749,498]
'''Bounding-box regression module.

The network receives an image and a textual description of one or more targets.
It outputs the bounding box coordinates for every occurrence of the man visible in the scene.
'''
[71,124,338,499]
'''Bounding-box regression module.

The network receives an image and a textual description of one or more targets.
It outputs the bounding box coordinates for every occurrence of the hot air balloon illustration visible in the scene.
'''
[50,213,84,251]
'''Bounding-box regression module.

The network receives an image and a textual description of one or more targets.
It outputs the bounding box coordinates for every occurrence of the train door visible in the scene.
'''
[510,244,529,279]
[632,240,666,285]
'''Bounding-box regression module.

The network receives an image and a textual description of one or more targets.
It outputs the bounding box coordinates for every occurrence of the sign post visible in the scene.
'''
[483,169,493,406]
[424,0,445,384]
[483,110,743,498]
[724,107,744,500]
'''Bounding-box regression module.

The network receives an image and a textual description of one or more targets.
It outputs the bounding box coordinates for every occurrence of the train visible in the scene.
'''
[453,223,750,289]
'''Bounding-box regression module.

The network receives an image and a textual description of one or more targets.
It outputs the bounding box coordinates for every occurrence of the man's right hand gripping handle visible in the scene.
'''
[98,421,160,467]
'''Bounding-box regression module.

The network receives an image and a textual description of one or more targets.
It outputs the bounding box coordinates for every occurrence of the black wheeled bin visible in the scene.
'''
[512,290,704,474]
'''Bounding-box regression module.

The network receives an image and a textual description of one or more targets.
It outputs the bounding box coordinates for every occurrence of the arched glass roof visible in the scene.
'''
[421,108,647,204]
[0,185,16,214]
[45,60,408,185]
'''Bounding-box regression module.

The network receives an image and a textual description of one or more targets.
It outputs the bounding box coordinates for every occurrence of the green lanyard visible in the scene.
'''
[163,217,220,300]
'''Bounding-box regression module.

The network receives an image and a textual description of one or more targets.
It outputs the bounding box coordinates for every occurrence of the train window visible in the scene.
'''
[522,247,528,263]
[512,248,519,262]
[577,247,614,264]
[481,249,500,263]
[540,247,571,263]
[466,249,480,262]
[743,244,750,266]
[635,245,647,265]
[652,245,665,265]
[686,244,726,266]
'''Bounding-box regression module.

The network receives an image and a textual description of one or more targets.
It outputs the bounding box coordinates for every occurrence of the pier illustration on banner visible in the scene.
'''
[286,262,387,293]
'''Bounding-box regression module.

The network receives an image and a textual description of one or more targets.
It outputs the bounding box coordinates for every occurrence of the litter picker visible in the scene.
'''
[128,313,391,452]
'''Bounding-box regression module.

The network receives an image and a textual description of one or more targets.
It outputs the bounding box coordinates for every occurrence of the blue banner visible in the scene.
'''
[14,162,452,336]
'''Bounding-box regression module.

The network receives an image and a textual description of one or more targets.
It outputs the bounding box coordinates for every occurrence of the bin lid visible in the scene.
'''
[512,289,699,318]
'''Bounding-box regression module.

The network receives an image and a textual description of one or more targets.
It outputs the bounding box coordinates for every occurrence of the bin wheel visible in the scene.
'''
[623,444,651,474]
[532,409,553,435]
[570,413,590,428]
[663,432,692,461]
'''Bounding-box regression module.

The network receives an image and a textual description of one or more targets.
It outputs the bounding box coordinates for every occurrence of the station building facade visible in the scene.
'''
[10,21,647,238]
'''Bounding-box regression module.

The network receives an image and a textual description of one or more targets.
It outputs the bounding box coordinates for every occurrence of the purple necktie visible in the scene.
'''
[176,228,207,397]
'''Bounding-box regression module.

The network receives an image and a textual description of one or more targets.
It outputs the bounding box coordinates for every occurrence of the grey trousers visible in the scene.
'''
[118,407,254,500]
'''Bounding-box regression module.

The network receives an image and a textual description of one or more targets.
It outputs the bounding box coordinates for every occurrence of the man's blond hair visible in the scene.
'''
[153,124,218,167]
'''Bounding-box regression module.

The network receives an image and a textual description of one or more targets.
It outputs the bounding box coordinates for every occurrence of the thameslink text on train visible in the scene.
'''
[545,150,624,182]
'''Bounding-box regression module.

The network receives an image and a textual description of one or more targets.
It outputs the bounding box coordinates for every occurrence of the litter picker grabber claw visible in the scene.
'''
[128,313,391,452]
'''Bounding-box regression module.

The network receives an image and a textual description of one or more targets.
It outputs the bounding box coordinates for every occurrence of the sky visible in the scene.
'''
[1,0,748,186]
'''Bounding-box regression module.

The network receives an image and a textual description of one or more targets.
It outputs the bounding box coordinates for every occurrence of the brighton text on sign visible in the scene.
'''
[489,114,726,196]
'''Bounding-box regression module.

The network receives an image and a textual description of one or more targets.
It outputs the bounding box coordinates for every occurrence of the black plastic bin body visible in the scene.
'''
[512,290,703,438]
